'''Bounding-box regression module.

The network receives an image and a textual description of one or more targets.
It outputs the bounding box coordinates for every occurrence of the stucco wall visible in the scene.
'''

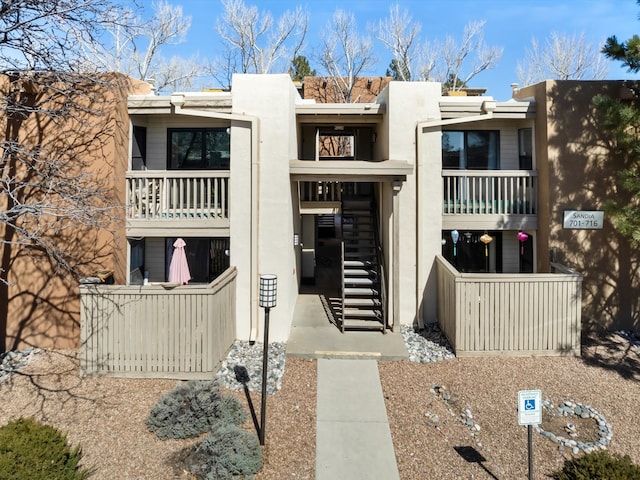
[0,74,150,351]
[232,74,299,342]
[385,81,443,326]
[517,80,640,332]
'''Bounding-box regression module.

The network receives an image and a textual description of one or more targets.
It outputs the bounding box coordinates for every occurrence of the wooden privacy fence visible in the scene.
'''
[80,267,237,379]
[436,256,582,357]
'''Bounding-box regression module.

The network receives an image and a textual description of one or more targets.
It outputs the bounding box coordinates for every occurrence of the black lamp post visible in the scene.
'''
[258,274,277,446]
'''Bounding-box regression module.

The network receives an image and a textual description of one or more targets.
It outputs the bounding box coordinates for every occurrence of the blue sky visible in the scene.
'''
[164,0,640,100]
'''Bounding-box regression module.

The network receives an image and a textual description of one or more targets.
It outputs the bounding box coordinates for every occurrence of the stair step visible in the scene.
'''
[344,287,378,296]
[344,297,380,307]
[344,252,377,260]
[344,268,374,276]
[343,308,381,318]
[344,277,375,286]
[342,318,385,331]
[344,260,372,268]
[342,209,373,216]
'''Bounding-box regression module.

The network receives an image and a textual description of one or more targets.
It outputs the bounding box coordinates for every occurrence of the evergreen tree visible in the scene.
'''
[597,4,640,243]
[386,59,411,81]
[289,55,316,81]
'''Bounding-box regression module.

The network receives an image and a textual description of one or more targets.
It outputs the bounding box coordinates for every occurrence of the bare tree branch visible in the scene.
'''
[319,9,376,102]
[375,4,420,81]
[517,32,610,86]
[214,0,308,77]
[76,1,206,93]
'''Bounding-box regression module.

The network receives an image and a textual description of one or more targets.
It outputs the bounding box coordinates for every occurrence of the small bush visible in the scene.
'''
[187,423,263,480]
[146,380,247,439]
[0,418,89,480]
[552,450,640,480]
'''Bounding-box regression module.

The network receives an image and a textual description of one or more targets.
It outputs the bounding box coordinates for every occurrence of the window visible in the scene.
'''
[168,128,230,170]
[518,128,533,170]
[132,126,147,170]
[442,230,502,273]
[442,131,499,170]
[129,238,145,285]
[166,237,230,283]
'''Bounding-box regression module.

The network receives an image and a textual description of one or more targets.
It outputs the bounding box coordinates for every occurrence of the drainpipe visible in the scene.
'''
[171,95,261,342]
[414,103,495,326]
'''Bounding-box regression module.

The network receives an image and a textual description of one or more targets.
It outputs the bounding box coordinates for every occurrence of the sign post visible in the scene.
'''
[518,389,542,480]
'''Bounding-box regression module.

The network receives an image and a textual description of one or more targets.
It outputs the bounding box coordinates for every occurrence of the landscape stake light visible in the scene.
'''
[258,274,277,446]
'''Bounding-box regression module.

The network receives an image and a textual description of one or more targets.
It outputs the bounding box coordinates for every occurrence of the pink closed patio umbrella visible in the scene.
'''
[169,238,191,285]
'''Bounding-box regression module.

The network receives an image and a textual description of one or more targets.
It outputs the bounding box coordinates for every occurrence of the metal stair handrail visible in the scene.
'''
[371,200,387,332]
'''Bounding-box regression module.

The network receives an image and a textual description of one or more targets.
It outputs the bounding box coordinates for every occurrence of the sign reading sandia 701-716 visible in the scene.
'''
[563,210,604,230]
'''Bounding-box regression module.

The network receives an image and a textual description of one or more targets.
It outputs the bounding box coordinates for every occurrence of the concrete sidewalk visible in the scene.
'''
[316,358,400,480]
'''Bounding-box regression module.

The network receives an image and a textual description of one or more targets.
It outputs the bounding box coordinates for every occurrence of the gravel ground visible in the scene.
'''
[1,331,639,479]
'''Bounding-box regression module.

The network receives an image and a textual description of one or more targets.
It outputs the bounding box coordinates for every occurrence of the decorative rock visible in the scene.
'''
[401,325,455,363]
[537,399,613,455]
[0,348,41,384]
[215,340,286,394]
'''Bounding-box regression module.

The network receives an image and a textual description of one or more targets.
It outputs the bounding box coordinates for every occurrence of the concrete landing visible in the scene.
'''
[285,293,409,361]
[316,359,400,480]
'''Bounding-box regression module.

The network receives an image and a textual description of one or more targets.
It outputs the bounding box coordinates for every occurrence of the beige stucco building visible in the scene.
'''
[119,74,605,350]
[5,73,638,360]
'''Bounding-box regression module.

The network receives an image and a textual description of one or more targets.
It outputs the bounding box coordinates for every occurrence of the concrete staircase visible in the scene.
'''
[341,196,386,333]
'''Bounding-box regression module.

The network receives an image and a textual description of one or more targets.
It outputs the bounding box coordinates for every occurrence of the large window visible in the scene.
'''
[168,128,230,170]
[442,230,502,273]
[442,131,499,170]
[518,128,533,170]
[166,237,230,283]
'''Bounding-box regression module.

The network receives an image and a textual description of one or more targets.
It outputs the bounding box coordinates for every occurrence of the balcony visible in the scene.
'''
[436,256,582,357]
[80,267,237,378]
[442,169,537,229]
[126,170,230,236]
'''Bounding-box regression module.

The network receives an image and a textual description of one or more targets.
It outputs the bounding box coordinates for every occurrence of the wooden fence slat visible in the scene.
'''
[435,256,582,357]
[80,267,237,379]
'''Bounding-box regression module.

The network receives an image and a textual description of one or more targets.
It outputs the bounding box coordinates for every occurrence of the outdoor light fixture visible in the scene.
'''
[480,233,493,272]
[259,274,277,308]
[451,230,459,255]
[258,274,277,445]
[441,238,447,246]
[517,231,529,255]
[517,231,530,273]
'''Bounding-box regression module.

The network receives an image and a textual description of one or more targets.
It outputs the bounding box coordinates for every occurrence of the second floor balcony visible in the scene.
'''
[126,170,230,236]
[442,169,538,230]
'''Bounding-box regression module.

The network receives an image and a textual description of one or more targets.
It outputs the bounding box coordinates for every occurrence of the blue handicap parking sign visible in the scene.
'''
[524,399,536,411]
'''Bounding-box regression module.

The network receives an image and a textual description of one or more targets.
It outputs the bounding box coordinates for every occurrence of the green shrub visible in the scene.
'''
[187,423,262,480]
[552,450,640,480]
[0,418,89,480]
[146,380,247,439]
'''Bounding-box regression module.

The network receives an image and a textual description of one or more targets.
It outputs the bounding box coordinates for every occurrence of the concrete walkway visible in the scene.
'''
[286,293,409,361]
[316,358,400,480]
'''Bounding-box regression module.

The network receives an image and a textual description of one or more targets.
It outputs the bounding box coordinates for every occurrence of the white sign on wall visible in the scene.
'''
[563,210,604,230]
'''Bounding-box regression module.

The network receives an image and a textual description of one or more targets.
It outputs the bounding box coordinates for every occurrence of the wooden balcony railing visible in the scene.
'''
[299,181,370,203]
[435,256,582,357]
[442,170,537,215]
[126,170,230,221]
